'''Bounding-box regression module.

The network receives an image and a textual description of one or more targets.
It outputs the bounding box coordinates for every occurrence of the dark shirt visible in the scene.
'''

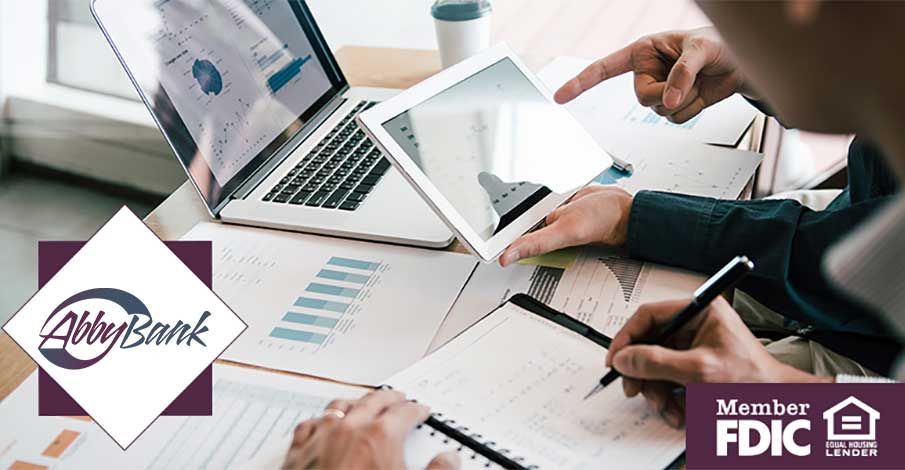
[626,137,901,372]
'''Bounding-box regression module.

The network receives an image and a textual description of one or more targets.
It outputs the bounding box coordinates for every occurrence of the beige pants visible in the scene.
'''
[733,189,879,378]
[733,291,880,377]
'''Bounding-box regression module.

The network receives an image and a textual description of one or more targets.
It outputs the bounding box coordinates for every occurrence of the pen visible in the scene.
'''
[610,154,633,174]
[583,255,754,400]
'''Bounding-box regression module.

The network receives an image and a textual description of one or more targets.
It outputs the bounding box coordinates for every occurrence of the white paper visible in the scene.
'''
[552,246,704,337]
[436,246,703,349]
[429,261,562,352]
[388,302,686,470]
[592,131,763,199]
[539,56,758,147]
[538,56,763,200]
[181,222,477,385]
[0,365,365,470]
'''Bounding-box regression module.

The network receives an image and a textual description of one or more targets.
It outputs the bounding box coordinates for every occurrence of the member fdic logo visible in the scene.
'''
[687,383,903,468]
[2,208,246,448]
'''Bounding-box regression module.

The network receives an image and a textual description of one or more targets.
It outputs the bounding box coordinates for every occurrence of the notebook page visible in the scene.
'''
[387,302,685,469]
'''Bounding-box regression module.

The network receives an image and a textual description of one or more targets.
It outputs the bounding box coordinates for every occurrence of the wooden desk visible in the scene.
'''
[0,45,763,403]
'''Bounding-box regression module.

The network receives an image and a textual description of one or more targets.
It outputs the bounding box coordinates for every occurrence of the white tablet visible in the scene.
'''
[358,44,612,262]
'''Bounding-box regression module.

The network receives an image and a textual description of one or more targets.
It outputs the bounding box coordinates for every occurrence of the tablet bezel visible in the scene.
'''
[357,43,611,262]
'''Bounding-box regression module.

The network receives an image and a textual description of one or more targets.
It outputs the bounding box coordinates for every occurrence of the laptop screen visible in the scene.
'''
[93,0,346,211]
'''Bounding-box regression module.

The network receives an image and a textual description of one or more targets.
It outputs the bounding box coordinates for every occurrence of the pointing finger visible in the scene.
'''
[554,45,633,104]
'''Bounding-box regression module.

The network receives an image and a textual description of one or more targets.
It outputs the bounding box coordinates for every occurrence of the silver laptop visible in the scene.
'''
[92,0,453,248]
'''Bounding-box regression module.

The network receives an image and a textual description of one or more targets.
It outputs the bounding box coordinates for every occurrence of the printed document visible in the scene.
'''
[181,222,476,384]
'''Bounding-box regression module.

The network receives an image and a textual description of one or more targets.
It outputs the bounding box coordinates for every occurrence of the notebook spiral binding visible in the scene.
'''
[380,384,531,469]
[422,412,534,470]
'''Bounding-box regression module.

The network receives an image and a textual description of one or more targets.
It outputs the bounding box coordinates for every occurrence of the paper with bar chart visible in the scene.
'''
[182,223,476,384]
[0,365,365,470]
[551,246,704,336]
[430,261,565,352]
[433,246,704,351]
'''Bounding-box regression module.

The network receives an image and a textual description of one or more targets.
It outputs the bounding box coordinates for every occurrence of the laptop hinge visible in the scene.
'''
[224,88,350,208]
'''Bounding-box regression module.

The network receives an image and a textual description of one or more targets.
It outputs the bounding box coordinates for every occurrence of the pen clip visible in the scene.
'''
[692,255,753,299]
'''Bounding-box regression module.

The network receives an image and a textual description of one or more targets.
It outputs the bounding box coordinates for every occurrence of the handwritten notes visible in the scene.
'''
[388,302,685,469]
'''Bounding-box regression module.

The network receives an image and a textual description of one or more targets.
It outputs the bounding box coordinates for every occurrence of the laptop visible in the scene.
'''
[91,0,453,248]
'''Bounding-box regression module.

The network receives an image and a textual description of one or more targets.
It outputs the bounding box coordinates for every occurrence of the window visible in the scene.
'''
[47,0,138,100]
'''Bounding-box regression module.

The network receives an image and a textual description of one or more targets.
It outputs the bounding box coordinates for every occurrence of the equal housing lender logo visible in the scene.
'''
[2,208,246,448]
[686,383,905,468]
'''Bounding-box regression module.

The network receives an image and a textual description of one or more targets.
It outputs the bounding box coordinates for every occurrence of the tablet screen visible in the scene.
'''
[382,58,605,241]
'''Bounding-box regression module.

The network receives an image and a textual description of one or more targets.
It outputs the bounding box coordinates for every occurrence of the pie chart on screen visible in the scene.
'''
[193,58,223,96]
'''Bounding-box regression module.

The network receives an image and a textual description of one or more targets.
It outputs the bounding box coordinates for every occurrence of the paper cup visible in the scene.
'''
[432,1,493,69]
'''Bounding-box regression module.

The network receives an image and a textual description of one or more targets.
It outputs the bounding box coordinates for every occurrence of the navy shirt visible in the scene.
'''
[626,138,901,372]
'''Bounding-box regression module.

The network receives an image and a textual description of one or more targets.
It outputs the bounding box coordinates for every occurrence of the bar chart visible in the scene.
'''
[267,55,312,94]
[191,222,476,384]
[267,256,380,347]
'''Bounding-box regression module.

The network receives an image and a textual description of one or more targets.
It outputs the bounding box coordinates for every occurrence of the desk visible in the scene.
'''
[0,46,764,403]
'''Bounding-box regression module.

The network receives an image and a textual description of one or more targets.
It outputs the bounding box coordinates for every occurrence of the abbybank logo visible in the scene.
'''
[39,288,210,369]
[687,384,903,469]
[2,208,245,449]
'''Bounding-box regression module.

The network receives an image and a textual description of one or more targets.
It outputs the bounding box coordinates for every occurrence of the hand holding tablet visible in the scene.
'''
[358,44,612,262]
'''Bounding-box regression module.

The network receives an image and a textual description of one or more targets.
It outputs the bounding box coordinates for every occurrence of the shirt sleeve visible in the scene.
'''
[627,190,895,335]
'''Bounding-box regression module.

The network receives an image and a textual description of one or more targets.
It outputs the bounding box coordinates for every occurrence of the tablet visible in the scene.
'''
[358,44,612,262]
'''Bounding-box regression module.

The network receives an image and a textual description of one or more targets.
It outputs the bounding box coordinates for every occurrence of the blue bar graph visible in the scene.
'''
[294,296,349,313]
[327,256,380,271]
[270,327,327,345]
[306,283,359,298]
[267,55,311,94]
[317,269,370,284]
[270,255,385,346]
[283,312,339,328]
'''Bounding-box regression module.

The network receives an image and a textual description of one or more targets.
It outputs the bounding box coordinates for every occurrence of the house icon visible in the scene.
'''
[822,396,880,441]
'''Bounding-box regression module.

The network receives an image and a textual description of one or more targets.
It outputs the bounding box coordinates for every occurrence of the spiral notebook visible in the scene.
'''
[390,294,686,470]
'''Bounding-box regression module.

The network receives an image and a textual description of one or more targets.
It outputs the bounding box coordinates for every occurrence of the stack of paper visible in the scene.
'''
[538,56,763,200]
[539,56,758,147]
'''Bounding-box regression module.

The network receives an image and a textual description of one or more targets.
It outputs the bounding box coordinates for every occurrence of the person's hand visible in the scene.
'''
[605,297,830,428]
[555,27,751,123]
[283,390,460,470]
[499,185,632,266]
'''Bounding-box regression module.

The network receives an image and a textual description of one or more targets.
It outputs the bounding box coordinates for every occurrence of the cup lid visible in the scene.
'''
[431,0,492,22]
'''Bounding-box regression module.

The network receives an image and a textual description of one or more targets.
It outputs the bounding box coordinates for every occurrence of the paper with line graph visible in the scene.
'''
[432,246,705,352]
[551,246,704,337]
[181,222,476,384]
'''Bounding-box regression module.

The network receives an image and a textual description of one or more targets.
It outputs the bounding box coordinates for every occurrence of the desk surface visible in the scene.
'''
[0,45,763,403]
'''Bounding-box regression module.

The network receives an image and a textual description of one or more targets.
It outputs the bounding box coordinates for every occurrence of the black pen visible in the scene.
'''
[583,255,754,400]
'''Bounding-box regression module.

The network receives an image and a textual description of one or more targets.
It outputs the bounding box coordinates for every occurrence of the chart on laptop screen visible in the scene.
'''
[146,0,332,185]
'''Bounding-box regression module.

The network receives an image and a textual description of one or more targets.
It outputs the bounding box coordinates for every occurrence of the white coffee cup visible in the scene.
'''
[432,0,493,69]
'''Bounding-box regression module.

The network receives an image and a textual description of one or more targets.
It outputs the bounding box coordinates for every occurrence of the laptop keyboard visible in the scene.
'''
[262,100,391,211]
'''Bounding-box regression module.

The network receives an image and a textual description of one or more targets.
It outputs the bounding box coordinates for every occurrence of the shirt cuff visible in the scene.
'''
[835,374,897,383]
[627,190,718,268]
